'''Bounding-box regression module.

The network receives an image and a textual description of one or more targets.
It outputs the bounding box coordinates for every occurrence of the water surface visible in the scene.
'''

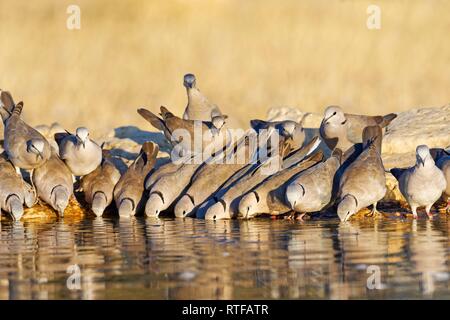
[1,215,449,299]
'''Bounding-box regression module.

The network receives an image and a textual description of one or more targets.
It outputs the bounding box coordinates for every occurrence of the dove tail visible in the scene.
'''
[12,101,24,116]
[381,113,397,127]
[1,90,15,113]
[159,106,175,119]
[363,125,382,153]
[138,141,159,172]
[137,107,167,133]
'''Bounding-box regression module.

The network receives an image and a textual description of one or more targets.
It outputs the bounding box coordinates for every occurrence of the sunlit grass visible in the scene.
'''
[0,0,449,136]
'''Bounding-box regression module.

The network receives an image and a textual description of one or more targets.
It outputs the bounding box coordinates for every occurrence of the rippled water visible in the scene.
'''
[0,215,449,299]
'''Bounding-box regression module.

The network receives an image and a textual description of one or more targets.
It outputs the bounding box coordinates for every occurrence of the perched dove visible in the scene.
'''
[285,149,342,220]
[390,145,447,219]
[55,127,102,176]
[32,150,74,217]
[81,151,121,216]
[137,106,230,158]
[3,101,51,170]
[182,73,223,121]
[337,126,387,222]
[320,105,396,151]
[114,142,159,217]
[0,154,37,220]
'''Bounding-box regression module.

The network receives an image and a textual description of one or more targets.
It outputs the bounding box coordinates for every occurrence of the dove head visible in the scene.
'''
[183,73,197,89]
[118,198,135,217]
[76,127,89,147]
[416,145,433,167]
[27,139,45,159]
[7,194,24,221]
[145,192,165,217]
[91,191,107,217]
[238,191,260,219]
[174,194,195,218]
[205,200,229,220]
[286,182,306,211]
[52,186,69,217]
[323,106,347,126]
[337,194,358,222]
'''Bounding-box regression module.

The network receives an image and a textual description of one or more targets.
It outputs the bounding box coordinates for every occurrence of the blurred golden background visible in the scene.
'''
[0,0,449,135]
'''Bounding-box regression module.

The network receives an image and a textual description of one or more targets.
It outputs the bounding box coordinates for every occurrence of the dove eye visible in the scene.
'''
[333,112,337,115]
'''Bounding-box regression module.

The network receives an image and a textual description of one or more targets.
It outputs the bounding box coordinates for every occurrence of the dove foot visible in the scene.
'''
[366,203,381,218]
[425,204,434,219]
[295,213,307,221]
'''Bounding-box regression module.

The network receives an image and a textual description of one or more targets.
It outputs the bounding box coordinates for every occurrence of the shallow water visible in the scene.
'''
[0,215,449,299]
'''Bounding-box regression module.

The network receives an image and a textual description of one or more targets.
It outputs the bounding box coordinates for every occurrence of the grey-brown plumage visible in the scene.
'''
[0,90,15,122]
[430,148,450,212]
[182,73,223,121]
[0,154,37,220]
[3,101,51,170]
[237,150,324,219]
[144,161,182,191]
[32,150,73,216]
[81,151,121,216]
[320,105,396,151]
[285,149,342,220]
[250,115,307,151]
[173,133,257,218]
[137,106,230,157]
[113,142,159,217]
[204,136,321,220]
[55,127,102,176]
[337,125,387,222]
[391,145,447,219]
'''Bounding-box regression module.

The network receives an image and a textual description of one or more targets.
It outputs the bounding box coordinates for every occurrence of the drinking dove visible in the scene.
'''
[0,154,37,220]
[337,126,387,222]
[114,142,159,217]
[32,150,74,217]
[3,101,51,170]
[320,105,396,151]
[55,127,102,176]
[204,136,321,220]
[390,145,447,219]
[81,151,121,216]
[285,149,342,220]
[237,150,324,219]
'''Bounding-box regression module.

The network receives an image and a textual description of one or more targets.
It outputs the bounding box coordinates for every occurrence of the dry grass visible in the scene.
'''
[0,0,449,136]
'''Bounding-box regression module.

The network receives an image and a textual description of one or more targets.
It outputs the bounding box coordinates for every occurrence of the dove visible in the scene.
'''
[3,101,51,170]
[55,127,102,177]
[137,106,230,158]
[285,149,342,220]
[182,73,223,121]
[144,160,183,191]
[390,145,447,219]
[237,150,324,219]
[32,150,74,217]
[81,151,121,216]
[337,125,387,222]
[319,105,396,151]
[0,154,37,220]
[113,142,159,217]
[204,136,321,220]
[430,148,450,212]
[173,132,257,218]
[250,115,308,151]
[0,90,16,122]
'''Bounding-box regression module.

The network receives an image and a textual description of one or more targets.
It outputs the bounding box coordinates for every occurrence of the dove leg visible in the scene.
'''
[295,213,307,221]
[367,203,380,218]
[411,206,418,219]
[425,204,434,219]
